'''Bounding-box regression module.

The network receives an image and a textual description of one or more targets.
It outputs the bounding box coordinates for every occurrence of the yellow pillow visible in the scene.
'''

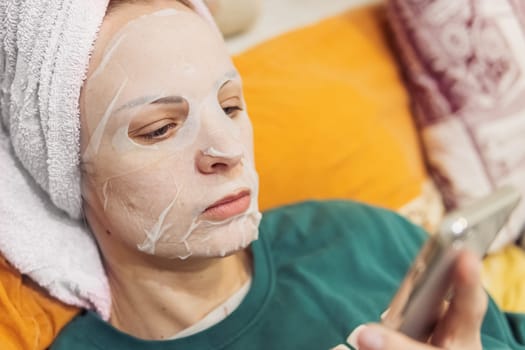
[234,5,429,213]
[0,257,78,350]
[482,245,525,313]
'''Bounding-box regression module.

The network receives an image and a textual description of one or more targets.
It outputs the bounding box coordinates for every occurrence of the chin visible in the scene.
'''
[154,211,262,260]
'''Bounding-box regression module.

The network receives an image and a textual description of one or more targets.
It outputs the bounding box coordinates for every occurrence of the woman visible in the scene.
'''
[0,1,523,349]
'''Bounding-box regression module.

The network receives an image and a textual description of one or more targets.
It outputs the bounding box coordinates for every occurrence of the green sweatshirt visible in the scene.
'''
[51,201,525,349]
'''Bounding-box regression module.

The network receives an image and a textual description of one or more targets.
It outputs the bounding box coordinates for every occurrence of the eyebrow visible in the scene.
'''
[113,95,185,113]
[216,70,240,89]
[113,70,240,113]
[219,79,238,90]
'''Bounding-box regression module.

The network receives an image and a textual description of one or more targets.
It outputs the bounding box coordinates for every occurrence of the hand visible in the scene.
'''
[351,251,488,350]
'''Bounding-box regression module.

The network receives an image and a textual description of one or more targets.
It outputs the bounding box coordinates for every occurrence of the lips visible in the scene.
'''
[202,190,251,221]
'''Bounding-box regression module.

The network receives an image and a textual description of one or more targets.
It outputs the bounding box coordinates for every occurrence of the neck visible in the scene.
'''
[101,239,252,340]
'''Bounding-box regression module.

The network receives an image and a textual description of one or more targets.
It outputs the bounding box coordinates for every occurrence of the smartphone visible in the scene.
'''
[381,185,521,341]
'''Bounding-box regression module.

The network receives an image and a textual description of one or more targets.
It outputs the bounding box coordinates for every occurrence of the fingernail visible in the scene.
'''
[346,325,366,348]
[358,326,384,350]
[380,308,390,320]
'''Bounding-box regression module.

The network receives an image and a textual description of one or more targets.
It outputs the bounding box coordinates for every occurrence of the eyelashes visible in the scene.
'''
[222,105,243,118]
[139,122,178,141]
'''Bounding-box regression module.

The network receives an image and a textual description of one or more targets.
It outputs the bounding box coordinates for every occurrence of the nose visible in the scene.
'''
[196,146,243,174]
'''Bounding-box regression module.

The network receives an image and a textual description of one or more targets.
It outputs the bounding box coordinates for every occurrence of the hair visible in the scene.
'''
[106,0,194,14]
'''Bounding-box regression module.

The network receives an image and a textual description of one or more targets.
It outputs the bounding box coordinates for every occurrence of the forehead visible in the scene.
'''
[83,9,236,122]
[91,9,233,88]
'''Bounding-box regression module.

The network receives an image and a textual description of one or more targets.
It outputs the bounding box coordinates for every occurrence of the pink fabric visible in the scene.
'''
[387,0,525,251]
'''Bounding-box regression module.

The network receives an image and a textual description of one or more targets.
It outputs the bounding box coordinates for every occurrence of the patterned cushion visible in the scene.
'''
[387,0,525,251]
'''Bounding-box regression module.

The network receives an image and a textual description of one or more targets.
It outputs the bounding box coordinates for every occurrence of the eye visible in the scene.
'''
[138,122,178,141]
[222,105,243,118]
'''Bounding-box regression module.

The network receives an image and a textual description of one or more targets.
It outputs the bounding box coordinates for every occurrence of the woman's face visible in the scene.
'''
[80,2,261,260]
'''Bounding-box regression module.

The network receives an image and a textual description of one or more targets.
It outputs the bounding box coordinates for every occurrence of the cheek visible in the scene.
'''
[106,157,182,211]
[100,162,183,246]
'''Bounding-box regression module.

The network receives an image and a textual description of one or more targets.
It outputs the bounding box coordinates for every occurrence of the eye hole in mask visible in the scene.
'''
[218,80,245,120]
[126,96,190,145]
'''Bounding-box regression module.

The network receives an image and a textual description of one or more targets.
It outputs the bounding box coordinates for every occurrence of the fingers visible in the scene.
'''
[430,251,488,349]
[356,324,437,350]
[353,252,486,350]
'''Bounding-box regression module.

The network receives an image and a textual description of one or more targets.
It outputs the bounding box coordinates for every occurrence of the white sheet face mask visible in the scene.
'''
[80,8,261,259]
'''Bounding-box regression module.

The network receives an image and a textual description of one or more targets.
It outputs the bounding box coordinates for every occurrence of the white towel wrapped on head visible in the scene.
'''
[0,0,218,320]
[0,0,112,319]
[0,126,111,318]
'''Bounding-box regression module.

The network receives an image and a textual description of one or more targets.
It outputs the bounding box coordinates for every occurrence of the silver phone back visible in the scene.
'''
[382,186,521,340]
